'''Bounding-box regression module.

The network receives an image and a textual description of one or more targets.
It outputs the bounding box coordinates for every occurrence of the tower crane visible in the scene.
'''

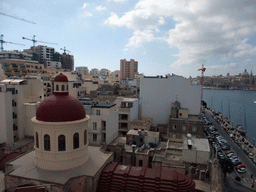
[60,46,71,54]
[22,35,58,47]
[0,12,36,24]
[198,63,206,113]
[0,34,25,52]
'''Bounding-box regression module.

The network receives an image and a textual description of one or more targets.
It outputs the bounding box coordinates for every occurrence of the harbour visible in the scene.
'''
[203,89,256,145]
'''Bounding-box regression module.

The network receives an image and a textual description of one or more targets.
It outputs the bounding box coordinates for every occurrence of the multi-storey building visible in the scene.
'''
[115,97,139,135]
[109,70,120,84]
[120,59,138,80]
[61,53,74,71]
[0,50,44,79]
[139,75,201,125]
[90,68,99,75]
[88,103,118,145]
[0,78,44,145]
[100,68,110,76]
[76,66,89,76]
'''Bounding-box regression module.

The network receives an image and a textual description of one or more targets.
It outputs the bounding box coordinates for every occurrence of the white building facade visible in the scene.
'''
[139,76,201,124]
[76,66,89,76]
[115,97,139,135]
[0,78,44,145]
[88,104,118,145]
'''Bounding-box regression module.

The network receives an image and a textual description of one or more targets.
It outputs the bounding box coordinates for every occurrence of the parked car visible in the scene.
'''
[235,164,246,170]
[237,168,246,173]
[249,153,254,160]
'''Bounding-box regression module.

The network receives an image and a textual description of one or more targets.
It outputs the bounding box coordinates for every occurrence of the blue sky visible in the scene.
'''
[1,0,256,77]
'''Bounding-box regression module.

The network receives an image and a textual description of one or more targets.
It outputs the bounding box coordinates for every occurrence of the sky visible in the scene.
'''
[1,0,256,78]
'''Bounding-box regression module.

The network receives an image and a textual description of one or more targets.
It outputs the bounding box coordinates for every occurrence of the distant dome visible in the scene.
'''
[36,73,86,122]
[242,69,249,78]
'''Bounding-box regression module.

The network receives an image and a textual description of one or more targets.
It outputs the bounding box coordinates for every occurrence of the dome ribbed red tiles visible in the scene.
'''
[36,93,86,122]
[97,162,196,192]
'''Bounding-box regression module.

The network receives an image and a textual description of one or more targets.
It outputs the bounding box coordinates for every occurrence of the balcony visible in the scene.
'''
[119,114,128,121]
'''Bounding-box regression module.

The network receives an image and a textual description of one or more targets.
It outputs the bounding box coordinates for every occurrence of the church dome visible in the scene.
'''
[242,69,249,78]
[36,73,86,122]
[54,73,68,82]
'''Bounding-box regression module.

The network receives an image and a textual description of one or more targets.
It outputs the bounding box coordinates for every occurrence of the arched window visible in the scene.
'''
[56,84,59,91]
[84,130,87,145]
[61,85,65,91]
[58,135,66,151]
[66,85,68,91]
[73,133,79,149]
[44,134,50,151]
[36,132,39,148]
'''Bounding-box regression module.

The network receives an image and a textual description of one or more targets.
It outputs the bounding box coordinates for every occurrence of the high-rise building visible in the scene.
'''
[120,59,138,80]
[61,53,74,71]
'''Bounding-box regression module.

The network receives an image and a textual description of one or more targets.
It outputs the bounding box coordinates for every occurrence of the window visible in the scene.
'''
[96,110,100,116]
[36,132,39,148]
[182,126,186,131]
[66,85,68,91]
[13,124,17,131]
[16,90,18,94]
[0,87,1,92]
[93,134,97,142]
[61,85,65,91]
[58,135,66,151]
[173,125,177,130]
[93,122,97,130]
[84,130,87,145]
[192,126,197,132]
[56,85,59,91]
[44,134,50,151]
[73,133,79,149]
[139,160,143,167]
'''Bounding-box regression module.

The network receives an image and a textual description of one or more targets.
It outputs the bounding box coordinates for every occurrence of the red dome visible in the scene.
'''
[36,93,86,122]
[54,73,68,82]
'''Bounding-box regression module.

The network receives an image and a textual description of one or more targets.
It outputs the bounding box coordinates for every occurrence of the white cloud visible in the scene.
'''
[108,0,127,2]
[80,11,93,17]
[124,30,155,50]
[105,0,256,69]
[96,6,106,11]
[82,3,89,9]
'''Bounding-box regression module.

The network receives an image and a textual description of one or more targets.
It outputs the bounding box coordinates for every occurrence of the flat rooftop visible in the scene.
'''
[7,146,113,185]
[183,138,210,152]
[91,103,116,108]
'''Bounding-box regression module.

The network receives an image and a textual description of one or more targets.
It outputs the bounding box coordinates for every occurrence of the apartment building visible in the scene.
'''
[61,53,74,71]
[90,68,99,75]
[76,66,89,75]
[115,97,139,135]
[87,103,118,145]
[139,75,201,124]
[120,59,138,80]
[0,50,44,78]
[0,78,44,145]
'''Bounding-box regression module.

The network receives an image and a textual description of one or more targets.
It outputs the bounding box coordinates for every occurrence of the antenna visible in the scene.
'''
[1,34,25,52]
[22,35,58,47]
[0,12,36,24]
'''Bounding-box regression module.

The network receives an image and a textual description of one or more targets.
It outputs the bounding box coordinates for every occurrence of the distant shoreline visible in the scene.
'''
[203,87,256,91]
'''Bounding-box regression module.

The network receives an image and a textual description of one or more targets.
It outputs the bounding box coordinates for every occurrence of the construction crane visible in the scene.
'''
[0,12,36,24]
[198,64,206,113]
[0,34,25,52]
[22,35,58,47]
[60,46,71,54]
